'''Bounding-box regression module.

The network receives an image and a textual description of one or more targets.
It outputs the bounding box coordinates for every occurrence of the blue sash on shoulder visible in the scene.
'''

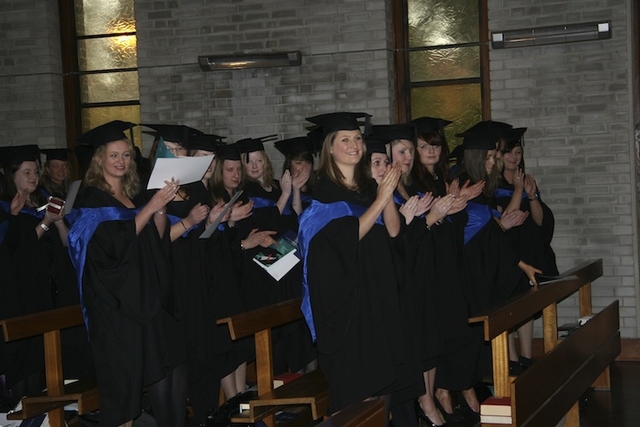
[298,199,383,341]
[249,195,293,215]
[495,187,540,200]
[67,207,181,329]
[464,201,501,245]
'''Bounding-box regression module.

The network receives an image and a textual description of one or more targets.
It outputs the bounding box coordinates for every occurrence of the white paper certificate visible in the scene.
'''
[146,156,214,189]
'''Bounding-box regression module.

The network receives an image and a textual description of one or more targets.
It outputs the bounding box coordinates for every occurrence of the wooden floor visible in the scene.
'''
[430,361,640,427]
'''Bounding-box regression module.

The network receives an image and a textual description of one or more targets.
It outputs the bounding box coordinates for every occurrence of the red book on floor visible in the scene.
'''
[480,396,511,416]
[273,372,303,388]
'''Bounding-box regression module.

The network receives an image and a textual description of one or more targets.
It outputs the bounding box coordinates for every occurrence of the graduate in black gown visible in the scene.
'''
[371,123,468,426]
[452,125,542,410]
[207,143,261,400]
[68,121,187,427]
[161,133,247,424]
[408,117,485,424]
[299,112,424,426]
[238,136,317,374]
[0,145,54,404]
[275,135,315,210]
[40,148,72,199]
[495,126,558,373]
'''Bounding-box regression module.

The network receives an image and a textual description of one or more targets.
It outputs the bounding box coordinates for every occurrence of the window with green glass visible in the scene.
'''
[396,0,488,148]
[62,0,141,145]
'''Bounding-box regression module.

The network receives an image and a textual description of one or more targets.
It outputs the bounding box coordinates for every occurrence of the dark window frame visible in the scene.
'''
[58,0,140,149]
[392,0,491,123]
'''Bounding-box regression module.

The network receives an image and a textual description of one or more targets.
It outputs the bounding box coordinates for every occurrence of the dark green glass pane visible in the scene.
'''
[78,36,138,71]
[75,0,136,36]
[409,46,479,82]
[81,105,142,147]
[410,84,482,150]
[80,71,140,104]
[408,0,479,48]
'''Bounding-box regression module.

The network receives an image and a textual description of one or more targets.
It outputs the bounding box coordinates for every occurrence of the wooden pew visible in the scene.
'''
[0,305,99,427]
[217,297,328,427]
[469,259,620,426]
[315,399,385,427]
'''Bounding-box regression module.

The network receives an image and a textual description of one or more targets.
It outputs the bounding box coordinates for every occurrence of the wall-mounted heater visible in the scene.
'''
[491,21,611,49]
[198,51,302,71]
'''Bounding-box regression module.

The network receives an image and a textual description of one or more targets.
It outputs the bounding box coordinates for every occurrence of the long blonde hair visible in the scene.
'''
[84,139,140,199]
[387,139,414,187]
[241,150,276,189]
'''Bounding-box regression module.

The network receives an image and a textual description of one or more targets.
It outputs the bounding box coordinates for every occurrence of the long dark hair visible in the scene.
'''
[317,131,375,193]
[1,160,47,207]
[283,150,315,193]
[457,148,500,196]
[411,131,450,192]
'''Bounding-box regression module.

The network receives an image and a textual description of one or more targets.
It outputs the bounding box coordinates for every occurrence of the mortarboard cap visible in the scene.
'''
[410,116,452,135]
[502,127,527,146]
[215,143,242,162]
[306,112,372,138]
[76,120,137,149]
[370,124,418,145]
[189,134,226,153]
[365,136,389,156]
[141,124,203,146]
[459,131,501,151]
[1,145,40,166]
[236,135,278,162]
[274,136,316,157]
[41,148,70,162]
[455,120,512,139]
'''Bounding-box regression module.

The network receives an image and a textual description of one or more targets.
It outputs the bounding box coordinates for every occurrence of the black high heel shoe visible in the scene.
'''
[415,401,445,426]
[434,396,463,423]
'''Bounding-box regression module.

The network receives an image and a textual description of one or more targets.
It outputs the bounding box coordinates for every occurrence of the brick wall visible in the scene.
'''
[488,0,638,337]
[0,0,637,338]
[135,0,394,170]
[0,0,65,149]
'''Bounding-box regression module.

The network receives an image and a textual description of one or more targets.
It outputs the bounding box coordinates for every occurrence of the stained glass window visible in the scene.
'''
[398,0,488,142]
[73,0,140,136]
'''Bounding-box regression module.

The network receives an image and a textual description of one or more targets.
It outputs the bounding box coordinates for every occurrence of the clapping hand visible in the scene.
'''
[499,209,528,230]
[242,228,277,249]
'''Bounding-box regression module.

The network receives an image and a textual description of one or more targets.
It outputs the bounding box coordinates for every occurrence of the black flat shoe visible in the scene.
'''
[434,397,463,423]
[415,401,445,426]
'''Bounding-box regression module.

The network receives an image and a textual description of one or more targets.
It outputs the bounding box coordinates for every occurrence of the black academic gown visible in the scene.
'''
[76,186,179,427]
[238,181,316,373]
[394,183,442,373]
[0,205,50,389]
[166,181,245,425]
[417,179,483,391]
[306,177,423,413]
[495,178,559,276]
